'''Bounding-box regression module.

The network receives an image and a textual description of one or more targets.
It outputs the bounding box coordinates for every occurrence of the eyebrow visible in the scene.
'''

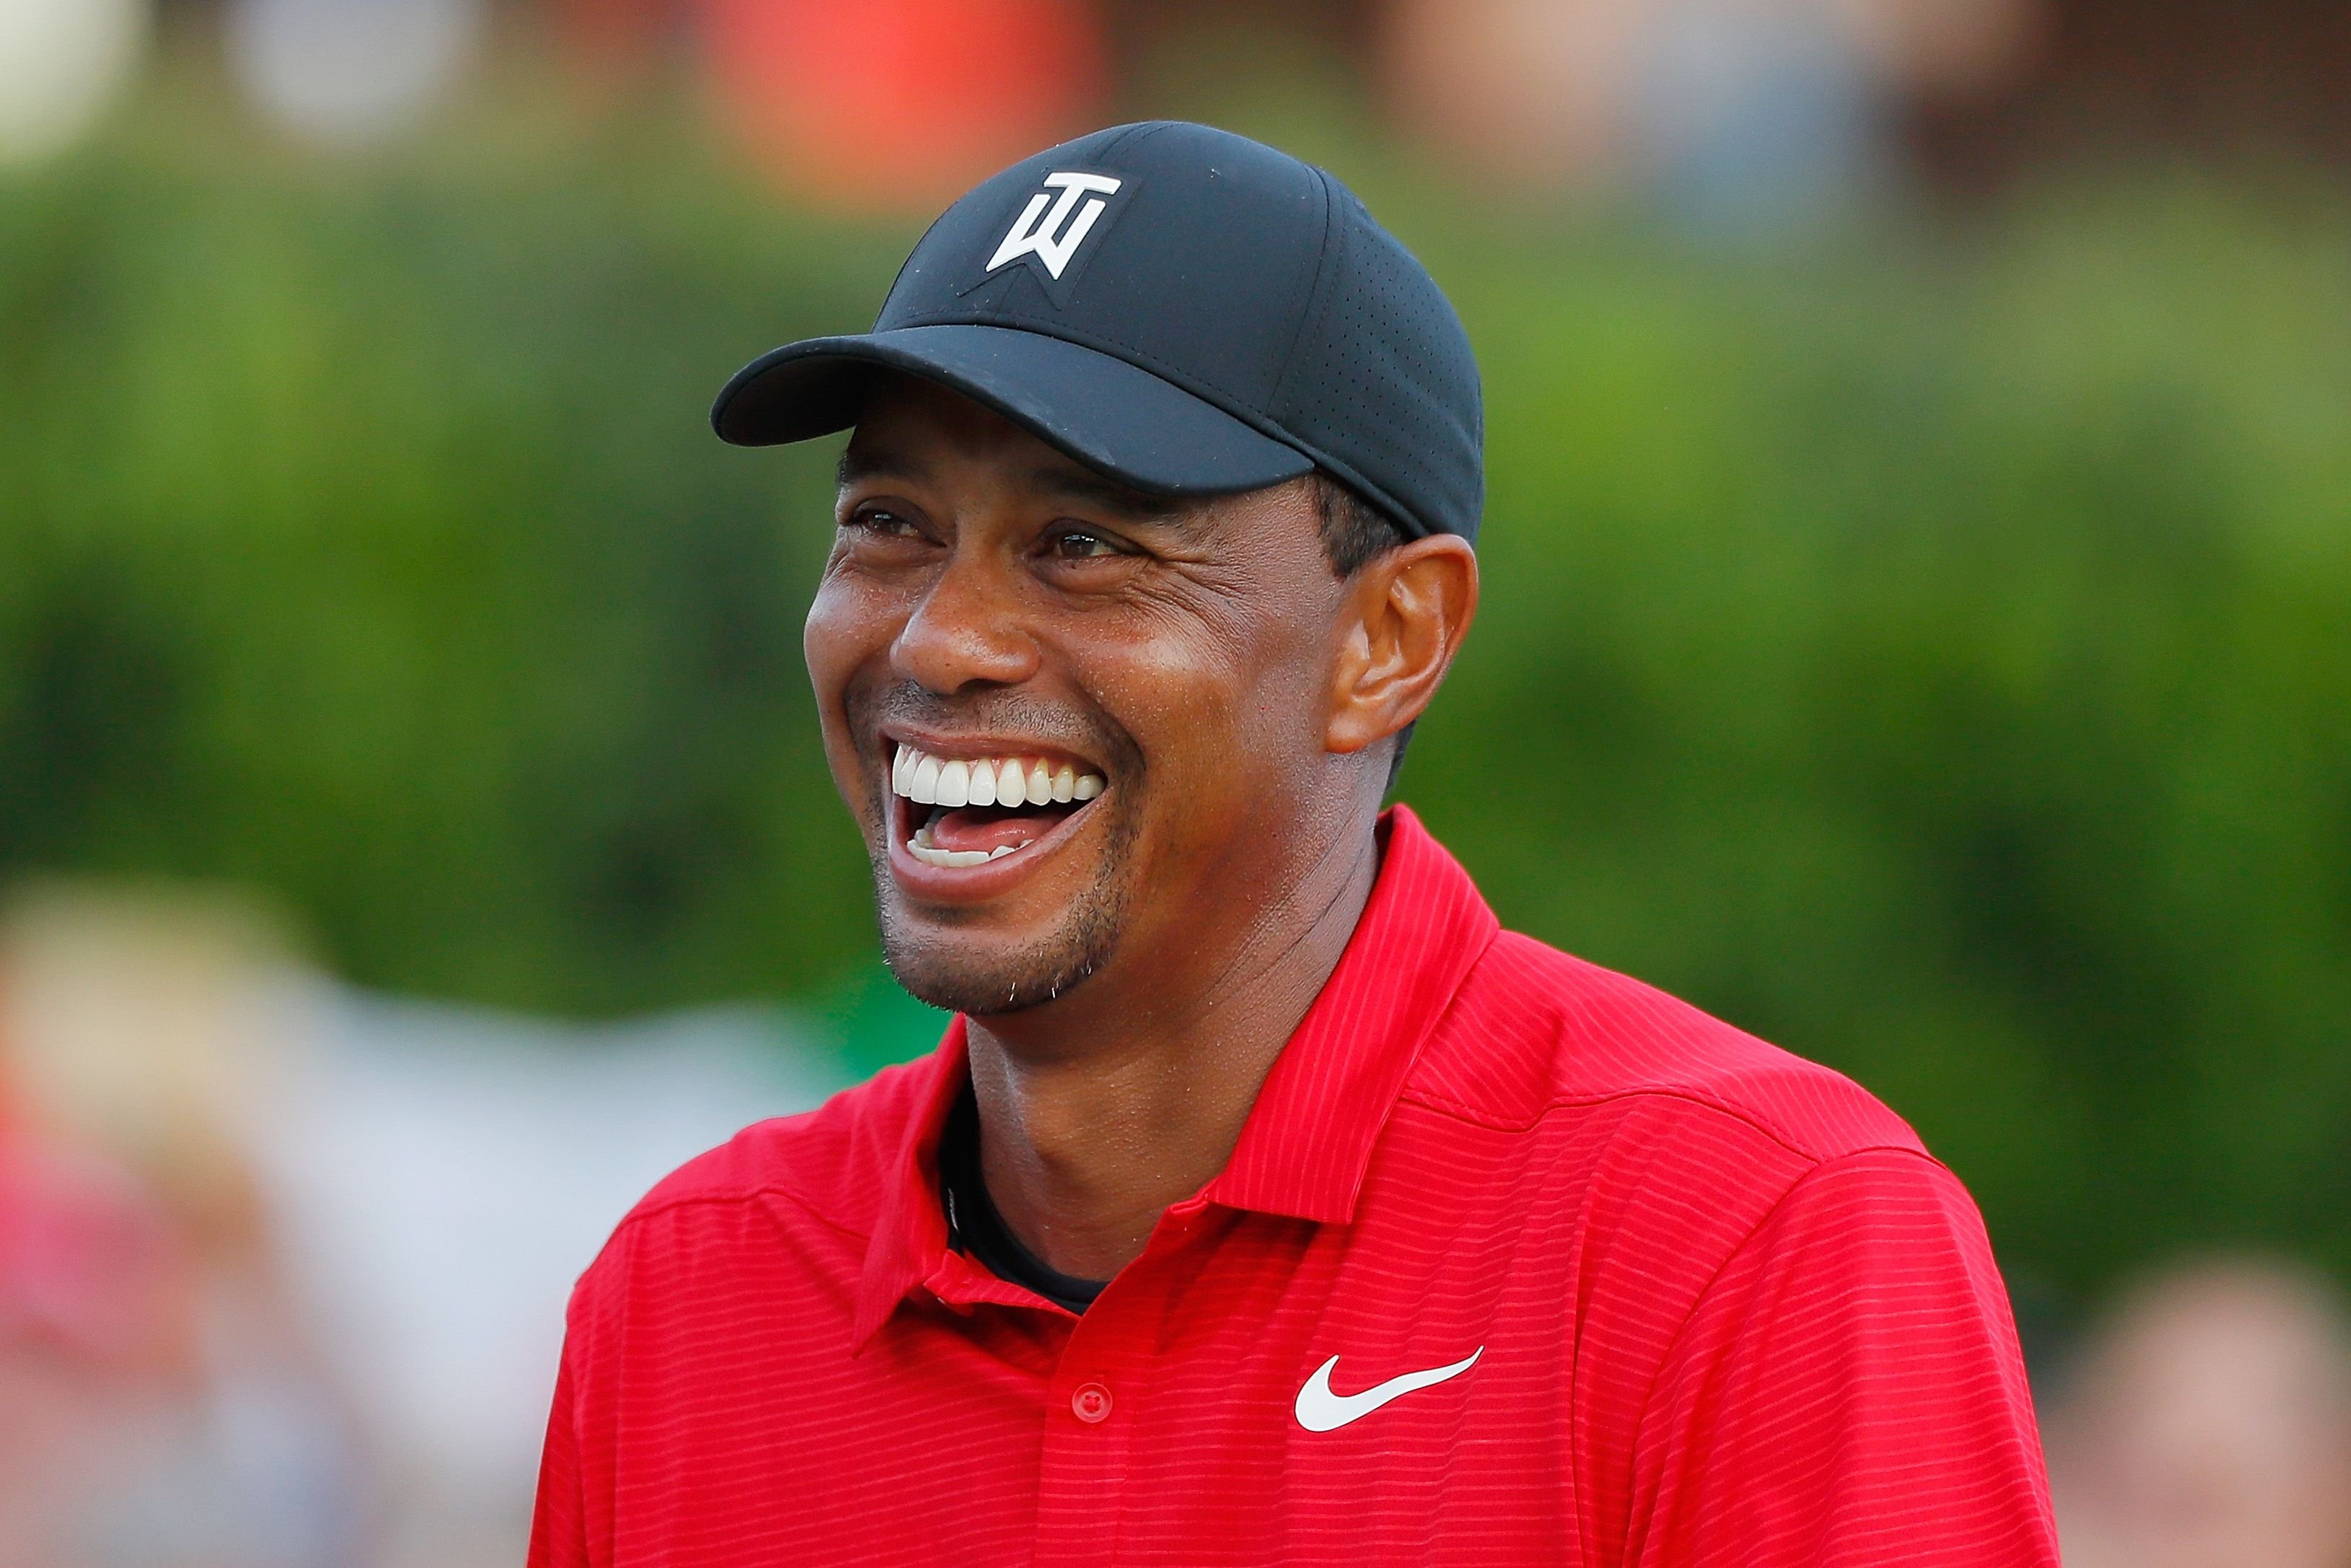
[837,447,1188,527]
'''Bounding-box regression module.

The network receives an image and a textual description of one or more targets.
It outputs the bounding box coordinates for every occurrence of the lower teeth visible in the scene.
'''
[909,827,1030,869]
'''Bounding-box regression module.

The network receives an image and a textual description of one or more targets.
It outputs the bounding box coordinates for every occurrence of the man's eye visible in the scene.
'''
[850,507,921,536]
[1048,529,1124,560]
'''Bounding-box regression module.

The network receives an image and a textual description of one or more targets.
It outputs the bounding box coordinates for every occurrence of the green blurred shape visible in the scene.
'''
[3,97,2350,1318]
[808,958,953,1083]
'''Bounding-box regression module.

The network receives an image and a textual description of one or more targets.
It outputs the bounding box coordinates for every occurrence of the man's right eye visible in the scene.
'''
[841,506,945,559]
[848,506,920,535]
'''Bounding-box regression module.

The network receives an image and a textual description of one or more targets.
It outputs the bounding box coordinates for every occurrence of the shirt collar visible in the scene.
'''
[1199,806,1498,1224]
[851,805,1498,1349]
[851,1019,974,1351]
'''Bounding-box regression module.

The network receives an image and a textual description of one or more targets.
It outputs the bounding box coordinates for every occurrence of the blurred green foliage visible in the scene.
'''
[3,101,2348,1315]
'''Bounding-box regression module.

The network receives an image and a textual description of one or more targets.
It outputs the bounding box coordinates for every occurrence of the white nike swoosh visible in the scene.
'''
[1293,1346,1484,1432]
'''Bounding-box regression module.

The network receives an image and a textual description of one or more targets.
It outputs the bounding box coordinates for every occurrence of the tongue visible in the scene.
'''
[929,804,1069,855]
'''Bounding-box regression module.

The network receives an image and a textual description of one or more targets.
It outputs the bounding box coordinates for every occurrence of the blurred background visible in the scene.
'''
[1,0,2348,1562]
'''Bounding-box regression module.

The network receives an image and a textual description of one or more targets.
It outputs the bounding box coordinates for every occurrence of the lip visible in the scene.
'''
[877,728,1107,905]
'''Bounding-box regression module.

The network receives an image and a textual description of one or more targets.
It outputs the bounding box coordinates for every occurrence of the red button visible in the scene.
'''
[1071,1383,1112,1424]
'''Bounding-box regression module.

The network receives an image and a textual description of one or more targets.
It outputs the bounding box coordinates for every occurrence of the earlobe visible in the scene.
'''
[1324,537,1479,755]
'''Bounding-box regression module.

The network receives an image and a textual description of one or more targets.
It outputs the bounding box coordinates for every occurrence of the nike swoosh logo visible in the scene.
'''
[1293,1346,1484,1432]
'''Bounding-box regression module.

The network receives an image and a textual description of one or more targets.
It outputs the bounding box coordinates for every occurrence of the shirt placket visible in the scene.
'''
[1033,1288,1147,1568]
[1030,1200,1217,1568]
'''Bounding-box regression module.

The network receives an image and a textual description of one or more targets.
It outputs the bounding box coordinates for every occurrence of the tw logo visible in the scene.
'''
[986,172,1124,281]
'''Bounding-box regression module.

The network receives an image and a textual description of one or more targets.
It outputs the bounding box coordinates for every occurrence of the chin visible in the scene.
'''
[862,755,1140,1019]
[872,867,1129,1017]
[874,846,1137,1020]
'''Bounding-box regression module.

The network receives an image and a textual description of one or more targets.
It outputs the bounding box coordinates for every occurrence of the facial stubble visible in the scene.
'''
[869,796,1138,1017]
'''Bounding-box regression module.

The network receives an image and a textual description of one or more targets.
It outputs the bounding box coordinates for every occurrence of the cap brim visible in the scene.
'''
[711,324,1314,498]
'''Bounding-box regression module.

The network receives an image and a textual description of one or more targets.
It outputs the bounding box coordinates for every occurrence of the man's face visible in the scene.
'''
[805,377,1362,1017]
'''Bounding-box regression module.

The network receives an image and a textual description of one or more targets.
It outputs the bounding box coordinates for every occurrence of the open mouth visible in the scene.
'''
[890,743,1106,869]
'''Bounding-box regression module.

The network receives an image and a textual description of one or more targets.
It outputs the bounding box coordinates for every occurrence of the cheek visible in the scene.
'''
[803,570,895,710]
[1086,600,1331,794]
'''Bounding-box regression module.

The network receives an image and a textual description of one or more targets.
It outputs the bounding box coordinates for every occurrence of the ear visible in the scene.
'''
[1325,535,1479,757]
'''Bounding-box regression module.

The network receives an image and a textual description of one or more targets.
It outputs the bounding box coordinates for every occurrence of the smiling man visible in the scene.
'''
[529,123,2059,1566]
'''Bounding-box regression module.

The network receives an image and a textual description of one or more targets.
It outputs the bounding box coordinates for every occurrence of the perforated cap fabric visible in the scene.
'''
[712,121,1484,542]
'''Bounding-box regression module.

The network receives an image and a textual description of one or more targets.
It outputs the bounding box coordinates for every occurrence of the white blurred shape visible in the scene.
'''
[1384,0,1650,188]
[2047,1258,2351,1568]
[1637,0,1885,234]
[0,0,146,165]
[250,989,833,1558]
[225,0,485,147]
[1382,0,2038,227]
[0,885,841,1568]
[0,885,299,1225]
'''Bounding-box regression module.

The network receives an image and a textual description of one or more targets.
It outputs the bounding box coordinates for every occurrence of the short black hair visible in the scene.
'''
[1312,470,1409,577]
[1309,473,1417,792]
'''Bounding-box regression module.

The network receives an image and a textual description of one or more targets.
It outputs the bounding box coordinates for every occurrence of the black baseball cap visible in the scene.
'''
[712,121,1483,543]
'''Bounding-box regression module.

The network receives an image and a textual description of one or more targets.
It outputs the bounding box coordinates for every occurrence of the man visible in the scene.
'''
[530,122,2058,1565]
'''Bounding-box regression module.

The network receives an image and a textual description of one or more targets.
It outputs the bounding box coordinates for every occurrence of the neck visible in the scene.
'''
[962,814,1383,1282]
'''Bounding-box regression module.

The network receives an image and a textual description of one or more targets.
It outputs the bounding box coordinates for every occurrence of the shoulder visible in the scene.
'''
[553,1052,949,1417]
[1407,928,1924,1168]
[587,1051,937,1267]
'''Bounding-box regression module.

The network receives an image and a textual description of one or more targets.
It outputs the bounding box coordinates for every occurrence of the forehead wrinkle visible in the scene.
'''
[836,446,926,491]
[1027,462,1182,525]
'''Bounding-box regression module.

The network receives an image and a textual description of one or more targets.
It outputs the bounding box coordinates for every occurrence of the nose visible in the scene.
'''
[890,550,1040,696]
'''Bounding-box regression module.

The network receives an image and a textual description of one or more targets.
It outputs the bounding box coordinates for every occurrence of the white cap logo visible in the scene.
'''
[986,172,1124,281]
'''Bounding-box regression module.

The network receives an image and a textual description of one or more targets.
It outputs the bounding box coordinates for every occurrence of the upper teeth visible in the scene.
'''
[891,745,1103,807]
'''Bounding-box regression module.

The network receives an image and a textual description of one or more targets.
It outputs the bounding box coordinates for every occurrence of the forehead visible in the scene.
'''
[841,375,1171,520]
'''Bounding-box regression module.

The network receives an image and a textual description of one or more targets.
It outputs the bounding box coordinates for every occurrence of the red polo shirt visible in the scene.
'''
[530,808,2057,1566]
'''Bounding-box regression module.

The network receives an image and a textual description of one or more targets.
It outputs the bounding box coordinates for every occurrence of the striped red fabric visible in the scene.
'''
[530,807,2058,1565]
